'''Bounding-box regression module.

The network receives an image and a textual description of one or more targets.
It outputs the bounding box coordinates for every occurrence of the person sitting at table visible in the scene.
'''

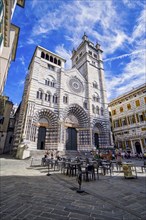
[41,153,48,166]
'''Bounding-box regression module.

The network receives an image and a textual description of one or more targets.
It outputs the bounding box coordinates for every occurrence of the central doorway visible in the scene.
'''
[37,126,46,150]
[66,127,77,150]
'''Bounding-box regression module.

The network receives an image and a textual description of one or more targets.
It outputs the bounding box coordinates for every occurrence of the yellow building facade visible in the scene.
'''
[109,83,146,154]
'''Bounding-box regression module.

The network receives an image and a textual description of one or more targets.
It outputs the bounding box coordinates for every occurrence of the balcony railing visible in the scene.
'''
[114,120,146,131]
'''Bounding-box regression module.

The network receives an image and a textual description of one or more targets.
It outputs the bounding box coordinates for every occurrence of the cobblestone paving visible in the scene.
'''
[0,156,146,220]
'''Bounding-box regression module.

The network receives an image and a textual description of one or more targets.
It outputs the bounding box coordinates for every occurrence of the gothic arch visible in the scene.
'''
[63,104,89,128]
[33,109,58,127]
[92,120,104,131]
[92,119,110,147]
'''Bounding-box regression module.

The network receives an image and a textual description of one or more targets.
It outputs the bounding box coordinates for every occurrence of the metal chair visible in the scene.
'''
[81,164,95,181]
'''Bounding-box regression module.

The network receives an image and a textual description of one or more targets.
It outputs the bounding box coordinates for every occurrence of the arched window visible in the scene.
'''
[93,95,96,101]
[96,95,100,102]
[45,79,50,86]
[96,93,100,102]
[50,81,55,87]
[52,81,55,87]
[46,54,49,60]
[41,52,45,59]
[93,81,98,89]
[93,93,100,102]
[45,76,56,87]
[54,57,57,64]
[45,92,51,102]
[63,95,68,104]
[92,104,95,113]
[50,56,53,62]
[53,94,58,104]
[83,101,88,109]
[58,60,61,66]
[37,90,43,99]
[96,106,99,114]
[101,107,104,116]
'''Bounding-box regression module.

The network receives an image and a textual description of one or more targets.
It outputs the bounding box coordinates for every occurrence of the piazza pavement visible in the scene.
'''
[0,155,146,220]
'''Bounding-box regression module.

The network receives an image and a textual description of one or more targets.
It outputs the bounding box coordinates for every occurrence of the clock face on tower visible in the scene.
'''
[68,77,84,93]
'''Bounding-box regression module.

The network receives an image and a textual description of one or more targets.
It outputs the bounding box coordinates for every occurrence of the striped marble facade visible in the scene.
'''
[14,34,112,153]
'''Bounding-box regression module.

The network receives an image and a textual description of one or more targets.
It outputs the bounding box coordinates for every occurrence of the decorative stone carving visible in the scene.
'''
[68,77,84,93]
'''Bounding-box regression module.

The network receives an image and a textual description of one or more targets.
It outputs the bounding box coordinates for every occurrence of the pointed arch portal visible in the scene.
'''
[93,121,109,148]
[63,104,89,151]
[33,109,58,150]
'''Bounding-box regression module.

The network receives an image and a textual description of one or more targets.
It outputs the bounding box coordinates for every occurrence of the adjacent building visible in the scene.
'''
[0,0,25,95]
[3,103,18,153]
[13,34,112,155]
[0,95,13,154]
[108,83,146,154]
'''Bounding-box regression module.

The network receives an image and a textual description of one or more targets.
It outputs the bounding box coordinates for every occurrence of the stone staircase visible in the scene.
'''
[30,150,46,158]
[63,150,92,159]
[29,149,92,159]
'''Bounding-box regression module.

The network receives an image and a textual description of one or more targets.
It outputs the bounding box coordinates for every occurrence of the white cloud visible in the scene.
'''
[55,44,72,69]
[31,0,38,9]
[105,49,146,101]
[30,0,127,55]
[26,0,145,101]
[103,2,146,101]
[19,56,25,66]
[18,80,25,87]
[122,0,145,8]
[27,38,37,45]
[132,8,146,41]
[104,49,146,62]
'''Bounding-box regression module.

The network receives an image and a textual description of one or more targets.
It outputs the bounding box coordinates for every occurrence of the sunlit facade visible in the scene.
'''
[109,84,146,154]
[14,35,112,154]
[0,0,25,95]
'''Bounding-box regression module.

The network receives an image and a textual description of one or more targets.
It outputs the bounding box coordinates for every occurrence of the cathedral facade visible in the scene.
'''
[14,35,112,153]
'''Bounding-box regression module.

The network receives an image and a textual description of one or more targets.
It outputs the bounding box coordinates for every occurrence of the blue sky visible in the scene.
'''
[4,0,146,105]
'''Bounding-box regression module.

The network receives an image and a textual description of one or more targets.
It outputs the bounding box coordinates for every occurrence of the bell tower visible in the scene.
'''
[71,34,108,111]
[71,34,111,147]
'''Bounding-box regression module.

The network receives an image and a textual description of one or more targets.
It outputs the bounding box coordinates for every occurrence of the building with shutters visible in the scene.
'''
[13,34,112,154]
[108,83,146,154]
[0,0,25,95]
